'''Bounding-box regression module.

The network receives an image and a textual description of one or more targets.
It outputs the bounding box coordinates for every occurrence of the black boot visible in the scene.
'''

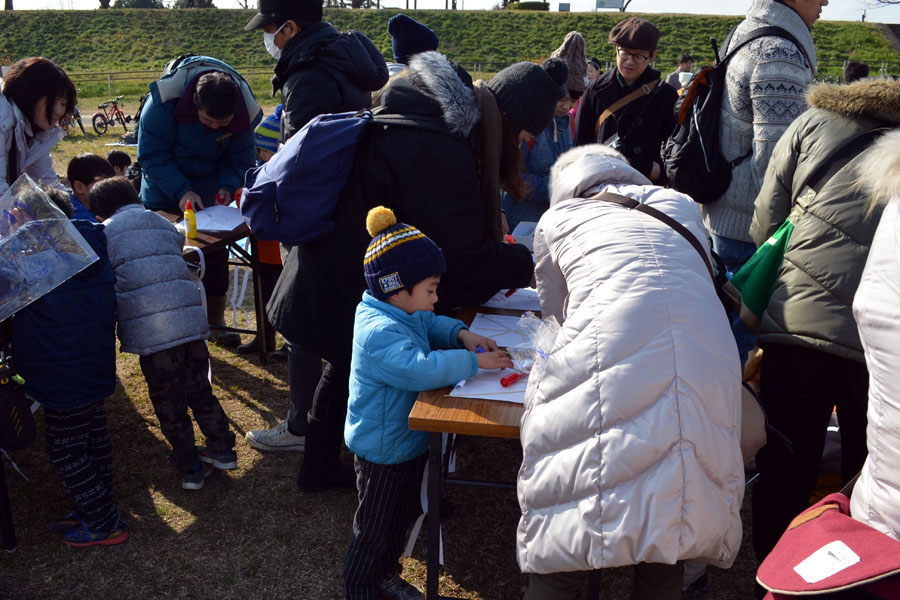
[296,417,355,492]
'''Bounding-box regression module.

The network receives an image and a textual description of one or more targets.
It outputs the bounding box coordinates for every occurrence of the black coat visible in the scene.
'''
[267,56,533,364]
[273,21,389,140]
[574,66,678,181]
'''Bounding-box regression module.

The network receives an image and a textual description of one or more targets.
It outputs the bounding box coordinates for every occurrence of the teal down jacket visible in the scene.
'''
[345,291,478,465]
[138,63,261,211]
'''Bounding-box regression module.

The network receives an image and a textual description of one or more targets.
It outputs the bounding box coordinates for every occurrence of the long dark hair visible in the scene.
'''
[499,112,528,202]
[2,57,76,130]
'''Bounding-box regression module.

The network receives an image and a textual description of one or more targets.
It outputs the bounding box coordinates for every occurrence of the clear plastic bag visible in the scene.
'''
[0,174,98,322]
[508,312,560,372]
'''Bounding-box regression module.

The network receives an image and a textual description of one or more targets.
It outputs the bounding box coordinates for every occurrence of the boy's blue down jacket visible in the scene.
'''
[345,292,478,465]
[11,220,117,411]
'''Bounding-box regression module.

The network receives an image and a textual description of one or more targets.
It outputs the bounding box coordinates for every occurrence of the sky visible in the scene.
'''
[10,0,900,23]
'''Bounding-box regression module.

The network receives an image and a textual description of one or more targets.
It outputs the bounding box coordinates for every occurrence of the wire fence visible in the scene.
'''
[66,58,900,102]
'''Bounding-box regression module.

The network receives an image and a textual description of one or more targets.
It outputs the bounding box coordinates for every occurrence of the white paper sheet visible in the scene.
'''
[468,313,530,347]
[480,288,541,311]
[449,368,528,404]
[176,205,244,232]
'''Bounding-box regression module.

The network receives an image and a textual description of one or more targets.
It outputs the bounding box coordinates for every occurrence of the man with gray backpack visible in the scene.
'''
[665,0,821,374]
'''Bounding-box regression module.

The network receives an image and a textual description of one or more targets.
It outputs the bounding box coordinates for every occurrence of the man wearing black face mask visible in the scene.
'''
[243,0,388,491]
[244,0,388,141]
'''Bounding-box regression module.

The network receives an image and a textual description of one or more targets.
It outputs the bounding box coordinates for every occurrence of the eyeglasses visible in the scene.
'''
[616,48,652,64]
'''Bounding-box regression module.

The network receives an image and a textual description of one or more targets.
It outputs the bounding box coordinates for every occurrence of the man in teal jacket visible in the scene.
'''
[137,60,261,345]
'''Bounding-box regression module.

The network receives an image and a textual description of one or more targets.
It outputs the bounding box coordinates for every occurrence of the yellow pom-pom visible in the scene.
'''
[366,206,397,238]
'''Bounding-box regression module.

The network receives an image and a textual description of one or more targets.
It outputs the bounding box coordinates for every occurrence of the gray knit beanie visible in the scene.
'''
[550,31,587,93]
[487,58,568,136]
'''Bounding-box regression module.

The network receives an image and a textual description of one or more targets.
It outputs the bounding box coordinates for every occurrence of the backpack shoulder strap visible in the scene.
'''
[370,112,468,146]
[800,129,884,195]
[722,26,811,71]
[592,192,715,282]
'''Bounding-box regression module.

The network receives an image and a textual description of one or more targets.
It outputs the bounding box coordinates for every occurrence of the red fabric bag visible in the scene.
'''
[758,493,900,598]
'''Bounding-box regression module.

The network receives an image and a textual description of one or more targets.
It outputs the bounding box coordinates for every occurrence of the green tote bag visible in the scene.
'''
[722,216,794,331]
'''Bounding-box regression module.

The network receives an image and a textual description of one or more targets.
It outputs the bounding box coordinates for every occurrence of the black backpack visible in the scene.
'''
[662,26,809,204]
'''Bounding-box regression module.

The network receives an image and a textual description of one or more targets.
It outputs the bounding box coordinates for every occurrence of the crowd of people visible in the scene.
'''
[2,0,899,597]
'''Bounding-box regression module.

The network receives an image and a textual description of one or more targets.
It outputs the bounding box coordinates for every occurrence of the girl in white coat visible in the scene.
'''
[850,129,900,542]
[518,144,744,600]
[1,57,76,197]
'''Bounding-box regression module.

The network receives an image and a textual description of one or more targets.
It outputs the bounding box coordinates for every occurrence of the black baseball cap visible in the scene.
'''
[244,0,323,31]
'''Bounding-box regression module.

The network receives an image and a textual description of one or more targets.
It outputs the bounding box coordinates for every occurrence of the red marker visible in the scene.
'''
[500,371,526,387]
[504,288,517,297]
[505,234,516,244]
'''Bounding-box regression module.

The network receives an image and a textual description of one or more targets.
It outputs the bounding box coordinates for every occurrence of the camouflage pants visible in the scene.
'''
[139,340,235,473]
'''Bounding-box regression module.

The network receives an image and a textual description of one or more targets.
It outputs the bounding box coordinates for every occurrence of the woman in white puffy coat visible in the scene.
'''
[518,144,744,600]
[850,130,900,542]
[1,57,75,197]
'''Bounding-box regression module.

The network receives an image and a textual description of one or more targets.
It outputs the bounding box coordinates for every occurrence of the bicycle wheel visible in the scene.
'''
[77,117,86,136]
[92,113,108,135]
[117,113,128,132]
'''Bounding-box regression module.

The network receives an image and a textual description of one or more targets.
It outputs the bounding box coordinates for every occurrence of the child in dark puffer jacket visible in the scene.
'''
[10,187,127,547]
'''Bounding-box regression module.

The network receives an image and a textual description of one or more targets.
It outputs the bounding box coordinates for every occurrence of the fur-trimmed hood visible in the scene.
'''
[406,51,480,137]
[549,144,651,207]
[808,78,900,126]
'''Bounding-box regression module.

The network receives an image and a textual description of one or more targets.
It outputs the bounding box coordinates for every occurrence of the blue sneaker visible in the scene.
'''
[62,525,129,547]
[198,446,237,470]
[51,510,84,532]
[182,462,213,490]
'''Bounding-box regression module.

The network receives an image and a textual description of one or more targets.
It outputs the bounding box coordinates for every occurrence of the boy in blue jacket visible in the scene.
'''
[342,207,512,600]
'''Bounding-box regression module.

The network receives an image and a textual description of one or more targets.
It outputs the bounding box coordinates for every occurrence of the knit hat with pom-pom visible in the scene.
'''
[487,58,568,136]
[363,206,446,300]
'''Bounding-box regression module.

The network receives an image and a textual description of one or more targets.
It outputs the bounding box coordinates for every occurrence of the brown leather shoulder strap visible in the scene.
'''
[594,79,659,139]
[591,191,715,282]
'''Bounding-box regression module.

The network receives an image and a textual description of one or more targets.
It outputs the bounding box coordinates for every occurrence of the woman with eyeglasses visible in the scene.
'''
[573,18,678,183]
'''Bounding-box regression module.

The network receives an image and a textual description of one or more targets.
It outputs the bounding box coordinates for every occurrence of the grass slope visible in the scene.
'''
[0,8,897,81]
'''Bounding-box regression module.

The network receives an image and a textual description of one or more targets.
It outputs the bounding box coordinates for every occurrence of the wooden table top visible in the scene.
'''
[407,304,537,440]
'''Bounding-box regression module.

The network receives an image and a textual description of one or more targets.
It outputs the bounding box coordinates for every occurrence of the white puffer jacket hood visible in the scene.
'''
[517,145,744,573]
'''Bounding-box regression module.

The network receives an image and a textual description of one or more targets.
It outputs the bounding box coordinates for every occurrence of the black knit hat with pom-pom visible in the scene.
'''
[487,58,568,136]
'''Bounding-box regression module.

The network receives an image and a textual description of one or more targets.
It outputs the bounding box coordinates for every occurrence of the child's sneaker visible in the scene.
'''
[182,462,213,490]
[378,574,423,600]
[62,525,129,547]
[197,446,238,470]
[51,510,84,532]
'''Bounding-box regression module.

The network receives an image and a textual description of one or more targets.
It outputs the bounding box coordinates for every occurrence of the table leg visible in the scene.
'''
[427,431,442,599]
[0,460,17,552]
[248,236,267,366]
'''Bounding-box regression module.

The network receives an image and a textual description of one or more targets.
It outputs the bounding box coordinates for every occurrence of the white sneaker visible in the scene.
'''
[245,420,305,452]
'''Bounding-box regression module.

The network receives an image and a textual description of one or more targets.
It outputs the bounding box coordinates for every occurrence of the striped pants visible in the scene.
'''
[44,400,120,533]
[343,453,427,600]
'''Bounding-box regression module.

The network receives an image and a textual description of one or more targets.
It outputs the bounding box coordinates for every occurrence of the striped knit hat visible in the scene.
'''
[363,206,446,300]
[254,105,281,153]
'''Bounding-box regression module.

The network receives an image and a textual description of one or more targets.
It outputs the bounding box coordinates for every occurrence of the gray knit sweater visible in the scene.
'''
[702,0,816,243]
